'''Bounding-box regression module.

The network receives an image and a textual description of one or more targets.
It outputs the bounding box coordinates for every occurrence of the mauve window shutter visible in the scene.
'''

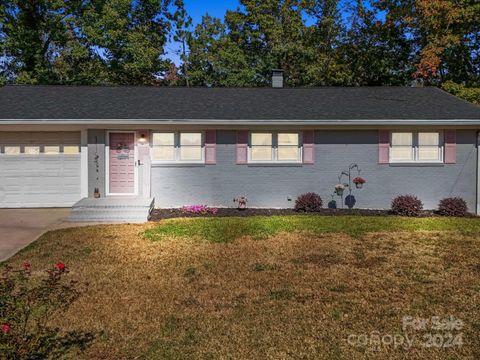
[444,129,457,164]
[378,130,390,164]
[236,130,249,164]
[205,130,217,165]
[303,130,315,164]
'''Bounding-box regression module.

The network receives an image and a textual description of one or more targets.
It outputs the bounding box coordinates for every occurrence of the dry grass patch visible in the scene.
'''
[3,219,480,359]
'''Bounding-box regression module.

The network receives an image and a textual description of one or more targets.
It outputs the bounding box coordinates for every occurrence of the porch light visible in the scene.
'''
[138,134,147,143]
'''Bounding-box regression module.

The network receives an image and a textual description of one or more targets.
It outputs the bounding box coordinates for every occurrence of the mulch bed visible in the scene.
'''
[149,208,450,221]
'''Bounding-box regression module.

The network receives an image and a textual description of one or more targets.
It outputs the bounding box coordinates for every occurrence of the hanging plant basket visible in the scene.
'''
[334,184,345,196]
[352,177,366,190]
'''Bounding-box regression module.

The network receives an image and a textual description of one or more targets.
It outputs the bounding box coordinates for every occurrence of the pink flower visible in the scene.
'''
[2,323,10,334]
[55,262,66,271]
[182,205,217,215]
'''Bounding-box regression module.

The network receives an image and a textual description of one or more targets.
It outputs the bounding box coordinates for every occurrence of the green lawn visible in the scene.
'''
[3,215,480,359]
[144,215,480,242]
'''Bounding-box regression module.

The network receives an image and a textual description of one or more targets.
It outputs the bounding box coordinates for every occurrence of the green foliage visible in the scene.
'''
[0,0,478,89]
[442,81,480,105]
[343,1,414,85]
[1,0,74,84]
[0,0,172,85]
[80,0,172,85]
[187,14,258,87]
[169,0,193,86]
[188,0,337,87]
[143,215,480,243]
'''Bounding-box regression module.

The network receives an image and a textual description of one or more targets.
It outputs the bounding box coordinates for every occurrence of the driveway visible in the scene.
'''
[0,209,88,262]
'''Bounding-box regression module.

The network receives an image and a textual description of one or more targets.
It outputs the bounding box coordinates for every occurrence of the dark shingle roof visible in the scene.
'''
[0,85,479,122]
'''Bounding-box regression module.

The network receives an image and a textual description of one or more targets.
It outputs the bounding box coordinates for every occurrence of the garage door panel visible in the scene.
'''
[0,132,82,208]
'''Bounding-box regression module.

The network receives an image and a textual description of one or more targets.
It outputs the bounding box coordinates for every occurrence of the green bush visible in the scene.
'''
[442,81,480,105]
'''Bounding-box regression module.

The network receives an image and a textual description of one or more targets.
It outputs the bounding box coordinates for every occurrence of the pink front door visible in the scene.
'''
[109,132,135,194]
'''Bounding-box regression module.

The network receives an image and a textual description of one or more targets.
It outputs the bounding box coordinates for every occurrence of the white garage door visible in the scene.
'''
[0,132,82,208]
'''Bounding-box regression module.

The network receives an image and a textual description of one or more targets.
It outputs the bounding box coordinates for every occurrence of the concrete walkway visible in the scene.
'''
[0,209,94,262]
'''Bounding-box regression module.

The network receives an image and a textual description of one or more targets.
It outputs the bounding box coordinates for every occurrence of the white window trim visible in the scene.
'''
[248,131,303,164]
[151,131,205,164]
[389,130,444,164]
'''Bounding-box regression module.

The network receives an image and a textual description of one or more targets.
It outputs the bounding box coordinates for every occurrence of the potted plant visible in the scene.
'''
[334,184,346,196]
[353,177,366,189]
[93,188,100,198]
[234,196,248,210]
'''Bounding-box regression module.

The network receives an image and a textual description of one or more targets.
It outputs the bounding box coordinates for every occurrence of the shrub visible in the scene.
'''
[391,195,423,217]
[438,197,468,217]
[295,193,323,212]
[0,262,92,358]
[442,80,480,105]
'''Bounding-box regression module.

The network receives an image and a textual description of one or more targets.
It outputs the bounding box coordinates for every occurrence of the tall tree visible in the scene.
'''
[187,14,256,87]
[171,0,192,86]
[0,0,79,83]
[302,0,351,85]
[227,0,310,86]
[343,0,413,85]
[80,0,172,85]
[377,0,480,85]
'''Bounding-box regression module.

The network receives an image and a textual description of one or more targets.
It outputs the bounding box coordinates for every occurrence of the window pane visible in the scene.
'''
[63,146,79,155]
[418,132,439,146]
[251,146,273,161]
[45,146,60,155]
[391,132,412,146]
[153,133,174,146]
[278,133,299,146]
[24,146,40,155]
[251,133,272,146]
[180,146,202,161]
[4,146,20,155]
[418,146,440,161]
[152,146,175,161]
[391,147,414,161]
[278,146,299,161]
[180,133,202,146]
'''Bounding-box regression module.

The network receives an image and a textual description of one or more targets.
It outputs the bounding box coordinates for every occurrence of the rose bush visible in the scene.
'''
[0,262,93,359]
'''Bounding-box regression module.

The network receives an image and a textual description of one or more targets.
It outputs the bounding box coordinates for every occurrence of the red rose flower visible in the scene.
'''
[55,262,66,271]
[2,323,10,334]
[22,261,31,270]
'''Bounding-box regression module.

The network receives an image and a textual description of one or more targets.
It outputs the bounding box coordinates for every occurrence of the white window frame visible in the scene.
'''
[248,131,303,164]
[151,131,205,164]
[390,131,444,164]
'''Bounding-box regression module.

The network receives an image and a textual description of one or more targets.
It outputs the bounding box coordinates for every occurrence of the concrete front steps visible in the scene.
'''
[69,197,154,223]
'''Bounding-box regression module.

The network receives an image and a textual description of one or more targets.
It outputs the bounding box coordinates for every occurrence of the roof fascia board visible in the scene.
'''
[1,119,480,126]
